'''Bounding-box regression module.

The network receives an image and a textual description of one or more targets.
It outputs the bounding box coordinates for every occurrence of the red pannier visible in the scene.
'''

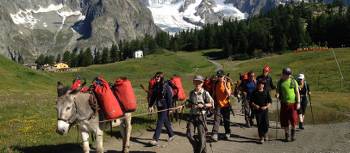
[93,77,123,120]
[170,75,186,101]
[113,77,137,112]
[147,78,157,102]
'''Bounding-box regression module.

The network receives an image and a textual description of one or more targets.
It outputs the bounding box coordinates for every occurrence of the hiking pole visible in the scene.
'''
[305,82,315,124]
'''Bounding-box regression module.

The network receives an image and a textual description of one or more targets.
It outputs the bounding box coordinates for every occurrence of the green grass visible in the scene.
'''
[219,48,350,124]
[0,48,349,152]
[0,50,215,152]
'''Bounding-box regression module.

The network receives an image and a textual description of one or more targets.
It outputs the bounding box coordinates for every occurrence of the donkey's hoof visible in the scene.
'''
[122,146,130,153]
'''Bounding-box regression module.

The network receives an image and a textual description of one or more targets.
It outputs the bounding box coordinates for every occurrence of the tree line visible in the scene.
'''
[35,1,350,67]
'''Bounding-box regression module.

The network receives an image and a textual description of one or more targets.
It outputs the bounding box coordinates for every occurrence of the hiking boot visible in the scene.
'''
[259,137,264,144]
[291,129,296,141]
[168,135,176,142]
[211,134,218,142]
[299,122,304,130]
[224,133,231,140]
[264,134,269,141]
[149,140,159,146]
[284,133,289,142]
[249,119,254,127]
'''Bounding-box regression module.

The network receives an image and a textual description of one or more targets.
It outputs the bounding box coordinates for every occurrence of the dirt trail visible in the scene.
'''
[103,109,350,153]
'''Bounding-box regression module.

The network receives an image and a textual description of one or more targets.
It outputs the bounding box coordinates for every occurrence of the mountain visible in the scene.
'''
[0,0,159,63]
[145,0,247,33]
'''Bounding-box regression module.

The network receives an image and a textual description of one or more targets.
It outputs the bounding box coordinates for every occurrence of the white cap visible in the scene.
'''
[297,74,305,80]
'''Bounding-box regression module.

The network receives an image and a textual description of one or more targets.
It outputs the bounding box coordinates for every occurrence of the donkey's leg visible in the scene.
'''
[95,127,104,153]
[121,113,132,153]
[80,129,90,153]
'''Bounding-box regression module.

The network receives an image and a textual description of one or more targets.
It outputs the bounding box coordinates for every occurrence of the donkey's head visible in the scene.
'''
[56,81,80,135]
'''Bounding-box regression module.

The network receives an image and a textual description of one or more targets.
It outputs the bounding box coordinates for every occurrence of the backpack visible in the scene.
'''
[147,77,157,102]
[168,75,186,101]
[277,77,298,100]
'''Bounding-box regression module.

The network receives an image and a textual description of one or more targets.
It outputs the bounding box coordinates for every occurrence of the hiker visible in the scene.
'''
[297,74,311,130]
[186,75,214,153]
[240,71,257,127]
[251,80,272,144]
[148,72,176,146]
[276,68,300,142]
[211,69,232,141]
[256,65,276,93]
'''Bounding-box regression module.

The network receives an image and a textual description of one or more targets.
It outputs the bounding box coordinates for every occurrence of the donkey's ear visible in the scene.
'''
[68,89,80,95]
[57,81,66,97]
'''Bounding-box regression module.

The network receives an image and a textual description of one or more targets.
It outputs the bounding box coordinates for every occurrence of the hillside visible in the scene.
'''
[0,48,349,152]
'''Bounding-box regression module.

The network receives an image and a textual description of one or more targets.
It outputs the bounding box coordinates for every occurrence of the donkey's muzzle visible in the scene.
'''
[57,120,70,135]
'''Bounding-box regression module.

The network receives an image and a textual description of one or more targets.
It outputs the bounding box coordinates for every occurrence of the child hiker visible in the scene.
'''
[186,75,214,153]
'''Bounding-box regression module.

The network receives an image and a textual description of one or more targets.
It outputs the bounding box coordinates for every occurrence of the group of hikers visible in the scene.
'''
[145,66,311,153]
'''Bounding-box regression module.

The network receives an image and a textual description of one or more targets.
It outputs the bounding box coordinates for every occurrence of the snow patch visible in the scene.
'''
[9,4,85,29]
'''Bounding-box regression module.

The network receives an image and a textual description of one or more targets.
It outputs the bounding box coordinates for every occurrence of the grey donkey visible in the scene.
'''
[56,82,133,153]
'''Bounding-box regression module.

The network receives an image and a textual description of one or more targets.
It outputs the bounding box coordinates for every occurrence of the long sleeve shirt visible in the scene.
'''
[149,82,173,109]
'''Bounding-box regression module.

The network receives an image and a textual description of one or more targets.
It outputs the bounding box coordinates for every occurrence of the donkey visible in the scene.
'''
[56,82,132,153]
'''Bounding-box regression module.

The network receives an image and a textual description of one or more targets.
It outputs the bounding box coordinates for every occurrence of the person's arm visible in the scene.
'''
[224,79,232,96]
[295,80,301,109]
[265,92,273,109]
[204,91,214,108]
[166,85,173,109]
[148,87,156,108]
[307,83,311,95]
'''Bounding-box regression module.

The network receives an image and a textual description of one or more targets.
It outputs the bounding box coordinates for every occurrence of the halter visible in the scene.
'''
[58,93,97,125]
[57,97,79,125]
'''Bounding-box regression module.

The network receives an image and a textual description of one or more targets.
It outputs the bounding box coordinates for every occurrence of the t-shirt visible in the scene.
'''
[278,78,299,103]
[188,88,214,114]
[214,80,231,108]
[251,90,272,107]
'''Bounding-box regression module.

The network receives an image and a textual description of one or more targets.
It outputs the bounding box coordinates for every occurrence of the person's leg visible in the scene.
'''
[280,104,289,142]
[299,96,308,129]
[221,107,231,138]
[255,111,263,138]
[264,110,270,141]
[163,111,175,138]
[291,104,298,141]
[198,116,207,153]
[211,106,221,141]
[187,116,198,153]
[153,111,166,141]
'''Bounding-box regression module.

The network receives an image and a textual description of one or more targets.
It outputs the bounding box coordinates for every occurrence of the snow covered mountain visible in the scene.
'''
[0,0,158,63]
[145,0,247,33]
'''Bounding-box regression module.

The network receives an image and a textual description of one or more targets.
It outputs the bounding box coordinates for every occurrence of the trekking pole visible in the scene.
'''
[305,82,315,124]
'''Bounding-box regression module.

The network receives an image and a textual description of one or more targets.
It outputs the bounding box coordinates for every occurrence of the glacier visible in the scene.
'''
[146,0,247,34]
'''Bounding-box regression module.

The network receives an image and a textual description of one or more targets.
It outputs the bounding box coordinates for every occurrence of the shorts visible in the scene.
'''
[298,96,308,115]
[280,103,298,127]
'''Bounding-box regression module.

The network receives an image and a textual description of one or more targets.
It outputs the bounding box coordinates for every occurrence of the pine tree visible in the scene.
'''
[62,51,71,65]
[56,54,61,63]
[110,44,118,62]
[101,47,110,64]
[94,50,102,64]
[81,48,93,66]
[35,54,45,66]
